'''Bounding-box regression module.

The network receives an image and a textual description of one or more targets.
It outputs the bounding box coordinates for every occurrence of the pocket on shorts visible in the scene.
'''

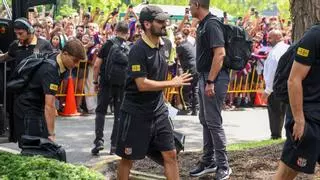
[120,112,132,141]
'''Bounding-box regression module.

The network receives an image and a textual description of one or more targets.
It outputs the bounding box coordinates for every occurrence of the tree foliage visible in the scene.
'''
[130,0,290,19]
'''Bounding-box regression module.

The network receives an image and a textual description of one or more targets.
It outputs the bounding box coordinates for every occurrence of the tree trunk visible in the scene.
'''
[290,0,320,41]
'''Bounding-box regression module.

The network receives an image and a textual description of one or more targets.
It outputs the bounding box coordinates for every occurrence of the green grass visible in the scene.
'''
[227,139,285,151]
[0,152,105,180]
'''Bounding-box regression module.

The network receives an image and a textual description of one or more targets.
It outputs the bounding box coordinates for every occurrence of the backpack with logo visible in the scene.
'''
[272,44,297,103]
[104,38,130,86]
[7,52,57,93]
[207,17,252,70]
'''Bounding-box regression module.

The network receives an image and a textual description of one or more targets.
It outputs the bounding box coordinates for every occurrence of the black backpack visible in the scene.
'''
[7,53,57,93]
[104,38,130,86]
[20,135,67,162]
[207,17,252,70]
[273,44,298,103]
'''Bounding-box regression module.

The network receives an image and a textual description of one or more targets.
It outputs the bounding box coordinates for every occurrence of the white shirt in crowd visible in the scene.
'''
[187,36,196,47]
[263,41,289,94]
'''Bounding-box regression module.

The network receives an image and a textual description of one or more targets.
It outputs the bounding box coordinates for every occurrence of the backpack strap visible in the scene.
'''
[205,17,226,41]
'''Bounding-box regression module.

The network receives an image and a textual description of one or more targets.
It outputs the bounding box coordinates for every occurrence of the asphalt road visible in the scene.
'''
[0,108,283,166]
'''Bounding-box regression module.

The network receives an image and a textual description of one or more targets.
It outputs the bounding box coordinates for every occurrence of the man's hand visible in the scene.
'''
[205,83,215,97]
[48,135,56,142]
[292,119,305,141]
[171,73,192,87]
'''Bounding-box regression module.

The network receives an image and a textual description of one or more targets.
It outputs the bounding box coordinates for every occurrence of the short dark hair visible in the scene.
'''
[192,0,210,10]
[33,22,43,29]
[115,21,129,34]
[76,25,84,30]
[62,39,87,61]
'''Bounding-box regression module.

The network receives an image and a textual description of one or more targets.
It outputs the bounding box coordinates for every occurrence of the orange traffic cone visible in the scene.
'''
[254,92,267,107]
[59,76,80,116]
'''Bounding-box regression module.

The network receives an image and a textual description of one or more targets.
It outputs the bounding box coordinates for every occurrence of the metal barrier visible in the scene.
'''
[56,60,97,97]
[56,61,265,104]
[227,67,265,93]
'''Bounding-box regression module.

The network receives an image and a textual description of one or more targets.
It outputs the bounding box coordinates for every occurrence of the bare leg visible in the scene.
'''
[273,161,298,180]
[161,150,180,180]
[117,158,133,180]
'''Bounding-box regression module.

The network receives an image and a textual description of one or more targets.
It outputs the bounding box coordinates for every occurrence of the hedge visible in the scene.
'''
[0,152,104,180]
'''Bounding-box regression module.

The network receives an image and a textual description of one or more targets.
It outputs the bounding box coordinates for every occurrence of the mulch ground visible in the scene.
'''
[104,143,320,179]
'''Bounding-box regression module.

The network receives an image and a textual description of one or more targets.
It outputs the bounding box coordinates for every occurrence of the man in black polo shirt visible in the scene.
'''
[0,18,53,65]
[14,39,86,143]
[0,18,52,141]
[116,6,192,179]
[91,21,129,155]
[274,24,320,179]
[189,0,232,179]
[175,32,198,115]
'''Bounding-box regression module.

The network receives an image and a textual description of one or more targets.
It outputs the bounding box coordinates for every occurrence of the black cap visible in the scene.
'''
[139,5,170,22]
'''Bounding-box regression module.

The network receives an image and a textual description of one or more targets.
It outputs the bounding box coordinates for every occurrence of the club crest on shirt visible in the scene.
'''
[297,157,307,167]
[297,47,309,57]
[125,147,132,155]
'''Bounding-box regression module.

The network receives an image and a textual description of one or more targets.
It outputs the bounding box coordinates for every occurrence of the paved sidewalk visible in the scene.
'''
[0,108,282,165]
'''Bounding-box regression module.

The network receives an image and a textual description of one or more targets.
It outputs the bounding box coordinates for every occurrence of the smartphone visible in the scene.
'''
[88,6,91,13]
[185,8,189,15]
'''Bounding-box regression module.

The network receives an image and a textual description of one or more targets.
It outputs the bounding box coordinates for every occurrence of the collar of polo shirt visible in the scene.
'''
[18,35,38,47]
[142,34,164,49]
[56,54,67,74]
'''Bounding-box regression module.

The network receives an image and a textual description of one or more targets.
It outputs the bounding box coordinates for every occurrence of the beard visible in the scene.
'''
[150,25,167,37]
[183,29,190,36]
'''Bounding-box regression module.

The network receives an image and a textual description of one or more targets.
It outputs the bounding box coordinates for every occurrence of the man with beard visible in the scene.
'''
[116,5,192,180]
[0,18,52,141]
[75,25,85,40]
[189,0,232,179]
[177,13,196,46]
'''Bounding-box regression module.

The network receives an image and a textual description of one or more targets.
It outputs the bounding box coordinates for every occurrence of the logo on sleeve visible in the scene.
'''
[297,157,307,167]
[131,65,141,72]
[297,47,310,57]
[49,84,58,91]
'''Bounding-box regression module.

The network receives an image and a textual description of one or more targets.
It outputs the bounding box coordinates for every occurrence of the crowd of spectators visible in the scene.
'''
[3,4,292,114]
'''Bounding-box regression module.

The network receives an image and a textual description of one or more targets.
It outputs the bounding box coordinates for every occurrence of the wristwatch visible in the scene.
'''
[93,81,98,85]
[206,80,214,84]
[48,132,56,136]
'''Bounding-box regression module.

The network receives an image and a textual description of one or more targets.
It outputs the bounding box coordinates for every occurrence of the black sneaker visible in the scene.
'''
[215,167,232,180]
[189,161,217,177]
[91,140,104,155]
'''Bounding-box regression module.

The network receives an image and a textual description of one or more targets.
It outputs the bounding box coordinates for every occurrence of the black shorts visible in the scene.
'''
[115,110,175,160]
[281,111,320,174]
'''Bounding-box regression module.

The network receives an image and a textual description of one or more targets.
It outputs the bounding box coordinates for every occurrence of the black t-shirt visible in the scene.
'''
[294,25,320,109]
[97,37,126,84]
[14,54,62,119]
[121,37,172,116]
[8,37,53,66]
[176,40,196,73]
[196,13,226,74]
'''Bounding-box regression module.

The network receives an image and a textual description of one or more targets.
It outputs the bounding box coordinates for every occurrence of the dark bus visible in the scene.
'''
[0,0,57,143]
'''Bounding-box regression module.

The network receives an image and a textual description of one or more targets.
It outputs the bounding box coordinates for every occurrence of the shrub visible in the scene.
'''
[0,152,104,180]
